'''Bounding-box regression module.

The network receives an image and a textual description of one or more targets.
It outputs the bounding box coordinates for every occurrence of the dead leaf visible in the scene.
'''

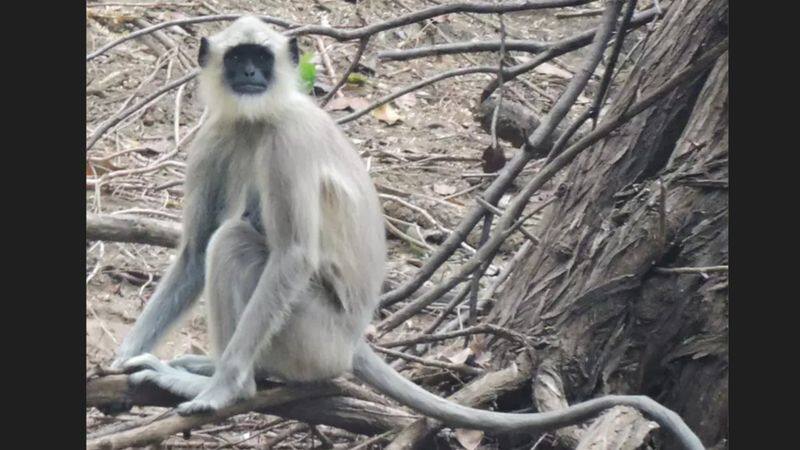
[395,93,418,109]
[474,349,492,367]
[86,160,121,177]
[534,62,573,79]
[576,93,592,105]
[325,96,370,112]
[454,429,484,450]
[326,97,352,111]
[148,139,173,155]
[349,97,370,110]
[447,347,473,365]
[372,103,402,125]
[433,183,457,196]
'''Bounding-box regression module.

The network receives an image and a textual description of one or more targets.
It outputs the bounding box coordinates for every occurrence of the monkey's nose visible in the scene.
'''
[243,62,257,77]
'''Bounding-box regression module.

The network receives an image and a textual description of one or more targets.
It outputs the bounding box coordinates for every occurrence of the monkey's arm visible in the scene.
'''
[177,244,313,414]
[221,244,312,365]
[112,248,205,366]
[112,174,220,367]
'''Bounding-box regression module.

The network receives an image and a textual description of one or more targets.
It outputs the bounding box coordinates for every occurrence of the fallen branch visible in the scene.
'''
[372,345,484,376]
[378,1,623,324]
[653,265,728,275]
[87,375,415,449]
[475,97,552,154]
[379,323,533,351]
[341,7,649,128]
[336,66,497,125]
[86,70,199,151]
[385,356,533,449]
[589,0,639,126]
[555,7,605,18]
[377,35,728,335]
[379,39,551,61]
[320,37,370,107]
[288,0,593,39]
[378,7,659,62]
[87,15,295,61]
[86,213,181,248]
[87,1,593,61]
[574,406,658,449]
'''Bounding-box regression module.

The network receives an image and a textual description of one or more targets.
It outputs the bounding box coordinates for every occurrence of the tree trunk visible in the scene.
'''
[488,1,728,448]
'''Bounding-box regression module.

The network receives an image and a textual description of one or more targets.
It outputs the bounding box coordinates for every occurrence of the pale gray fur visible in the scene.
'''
[114,17,704,449]
[118,16,384,415]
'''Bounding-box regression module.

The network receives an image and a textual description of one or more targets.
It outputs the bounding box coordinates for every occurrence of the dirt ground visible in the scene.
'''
[86,0,634,447]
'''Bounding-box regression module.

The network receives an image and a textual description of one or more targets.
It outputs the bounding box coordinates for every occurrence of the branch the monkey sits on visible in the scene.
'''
[110,16,704,450]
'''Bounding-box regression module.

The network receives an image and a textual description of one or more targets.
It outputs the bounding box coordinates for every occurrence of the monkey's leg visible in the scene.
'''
[127,220,269,399]
[177,240,311,416]
[205,220,269,358]
[111,170,222,368]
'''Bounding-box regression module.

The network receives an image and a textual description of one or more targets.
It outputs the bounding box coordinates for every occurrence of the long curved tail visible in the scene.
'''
[352,341,704,450]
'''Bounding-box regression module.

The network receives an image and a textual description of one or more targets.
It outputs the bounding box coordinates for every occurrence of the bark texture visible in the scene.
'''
[487,0,728,448]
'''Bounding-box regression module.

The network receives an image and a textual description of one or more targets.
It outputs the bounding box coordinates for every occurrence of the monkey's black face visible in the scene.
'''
[223,44,274,95]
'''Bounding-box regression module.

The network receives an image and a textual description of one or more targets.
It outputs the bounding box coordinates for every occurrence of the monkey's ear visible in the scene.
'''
[198,37,210,68]
[288,37,300,65]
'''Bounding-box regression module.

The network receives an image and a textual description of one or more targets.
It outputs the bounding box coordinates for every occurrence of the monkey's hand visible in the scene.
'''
[176,367,256,415]
[96,352,159,415]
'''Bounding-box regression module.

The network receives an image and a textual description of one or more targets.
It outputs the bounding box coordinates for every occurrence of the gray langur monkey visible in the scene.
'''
[109,16,704,450]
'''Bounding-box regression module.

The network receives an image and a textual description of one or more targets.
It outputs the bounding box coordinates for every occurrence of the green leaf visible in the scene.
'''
[298,52,317,94]
[347,72,368,86]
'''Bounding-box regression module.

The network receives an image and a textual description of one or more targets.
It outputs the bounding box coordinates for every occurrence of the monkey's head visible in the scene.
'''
[198,16,301,122]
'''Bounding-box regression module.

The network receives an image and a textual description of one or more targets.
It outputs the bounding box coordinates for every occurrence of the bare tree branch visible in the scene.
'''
[87,15,295,61]
[86,70,199,151]
[378,7,659,62]
[590,0,640,126]
[86,376,415,449]
[379,0,624,313]
[87,214,181,248]
[288,0,594,39]
[344,7,655,130]
[336,66,497,125]
[379,323,532,349]
[320,37,370,106]
[467,9,509,343]
[87,1,593,61]
[377,34,728,334]
[385,356,533,449]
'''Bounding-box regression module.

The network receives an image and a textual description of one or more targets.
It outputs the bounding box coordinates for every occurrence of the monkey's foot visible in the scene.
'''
[176,398,219,415]
[169,354,215,376]
[124,353,211,399]
[122,353,172,373]
[176,371,255,416]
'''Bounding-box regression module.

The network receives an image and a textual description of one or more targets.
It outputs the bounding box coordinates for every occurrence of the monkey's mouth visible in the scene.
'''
[232,83,268,95]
